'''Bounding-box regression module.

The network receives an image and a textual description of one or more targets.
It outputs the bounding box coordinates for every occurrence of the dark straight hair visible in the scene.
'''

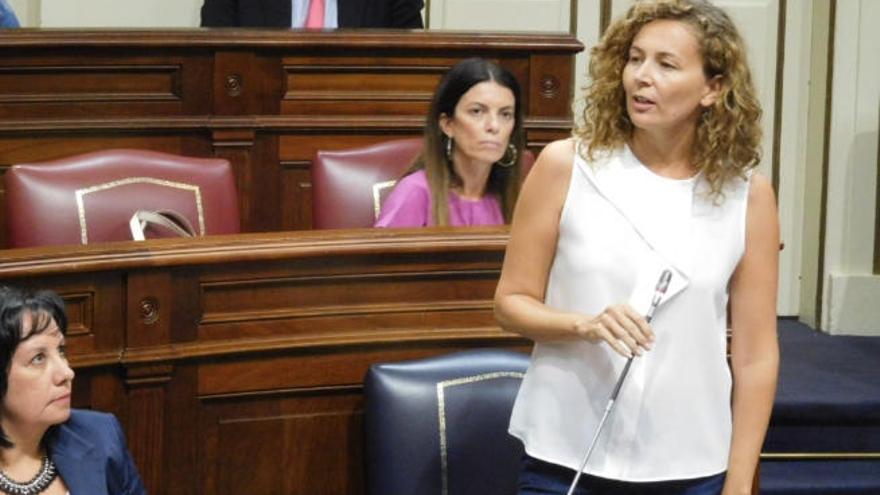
[408,57,525,225]
[0,287,68,448]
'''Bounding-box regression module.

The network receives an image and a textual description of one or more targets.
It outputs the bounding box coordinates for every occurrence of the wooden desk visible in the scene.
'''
[0,228,526,494]
[0,29,582,246]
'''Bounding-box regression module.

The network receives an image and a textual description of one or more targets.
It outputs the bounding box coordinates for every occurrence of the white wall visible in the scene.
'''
[37,0,202,28]
[780,0,814,329]
[429,0,570,31]
[821,0,880,335]
[571,0,601,129]
[7,0,36,26]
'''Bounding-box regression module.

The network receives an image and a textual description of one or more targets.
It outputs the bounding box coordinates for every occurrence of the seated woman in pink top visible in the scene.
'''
[375,58,525,227]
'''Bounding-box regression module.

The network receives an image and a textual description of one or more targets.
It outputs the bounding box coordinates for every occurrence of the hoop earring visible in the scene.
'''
[497,143,518,168]
[445,136,454,161]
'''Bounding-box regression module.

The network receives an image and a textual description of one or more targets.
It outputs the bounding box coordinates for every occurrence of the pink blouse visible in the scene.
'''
[374,170,504,227]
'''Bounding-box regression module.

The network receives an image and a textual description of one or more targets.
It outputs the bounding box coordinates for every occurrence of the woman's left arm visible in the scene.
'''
[724,173,780,495]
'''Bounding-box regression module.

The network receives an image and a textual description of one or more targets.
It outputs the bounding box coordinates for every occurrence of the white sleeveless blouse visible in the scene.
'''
[509,144,750,481]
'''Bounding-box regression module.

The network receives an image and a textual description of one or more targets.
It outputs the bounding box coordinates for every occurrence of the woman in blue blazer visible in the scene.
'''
[0,288,145,495]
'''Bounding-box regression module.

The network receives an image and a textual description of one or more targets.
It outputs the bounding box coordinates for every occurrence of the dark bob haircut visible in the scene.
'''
[0,287,67,448]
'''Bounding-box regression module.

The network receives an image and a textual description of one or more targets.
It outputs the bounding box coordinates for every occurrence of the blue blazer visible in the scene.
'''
[0,0,19,28]
[47,409,146,495]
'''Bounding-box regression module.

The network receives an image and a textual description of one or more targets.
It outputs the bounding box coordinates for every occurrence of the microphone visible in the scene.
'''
[565,269,673,495]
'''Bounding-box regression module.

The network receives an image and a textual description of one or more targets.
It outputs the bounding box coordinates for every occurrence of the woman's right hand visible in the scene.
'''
[573,304,654,358]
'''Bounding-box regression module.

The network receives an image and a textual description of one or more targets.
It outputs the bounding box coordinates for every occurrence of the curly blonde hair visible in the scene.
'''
[576,0,762,197]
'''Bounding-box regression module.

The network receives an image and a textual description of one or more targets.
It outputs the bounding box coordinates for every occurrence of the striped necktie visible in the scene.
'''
[304,0,325,28]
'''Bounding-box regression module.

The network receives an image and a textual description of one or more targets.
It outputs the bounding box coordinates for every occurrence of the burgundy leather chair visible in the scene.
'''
[5,149,240,248]
[311,137,423,230]
[311,138,536,229]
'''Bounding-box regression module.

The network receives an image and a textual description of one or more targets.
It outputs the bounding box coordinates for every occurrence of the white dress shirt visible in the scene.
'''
[291,0,338,28]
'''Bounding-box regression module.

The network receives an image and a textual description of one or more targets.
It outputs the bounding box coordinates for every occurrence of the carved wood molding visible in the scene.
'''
[0,228,510,276]
[121,327,522,365]
[124,363,174,388]
[0,30,584,51]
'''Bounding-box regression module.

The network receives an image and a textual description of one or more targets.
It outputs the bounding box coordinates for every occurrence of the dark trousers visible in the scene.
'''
[518,455,726,495]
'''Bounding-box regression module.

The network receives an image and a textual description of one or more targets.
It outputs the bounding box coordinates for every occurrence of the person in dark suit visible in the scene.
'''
[0,288,145,495]
[201,0,425,28]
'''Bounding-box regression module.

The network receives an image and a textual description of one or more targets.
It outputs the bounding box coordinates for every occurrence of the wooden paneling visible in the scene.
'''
[0,30,582,242]
[200,390,364,495]
[280,57,445,116]
[0,64,181,103]
[0,54,211,118]
[0,229,528,494]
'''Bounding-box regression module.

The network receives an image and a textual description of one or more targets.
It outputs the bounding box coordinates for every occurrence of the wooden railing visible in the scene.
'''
[0,228,527,494]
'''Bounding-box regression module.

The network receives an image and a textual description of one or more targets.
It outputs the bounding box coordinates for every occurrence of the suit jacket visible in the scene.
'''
[201,0,424,28]
[47,409,146,495]
[0,0,20,28]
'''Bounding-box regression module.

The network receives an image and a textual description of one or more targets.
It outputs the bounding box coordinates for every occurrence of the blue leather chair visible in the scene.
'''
[364,349,529,495]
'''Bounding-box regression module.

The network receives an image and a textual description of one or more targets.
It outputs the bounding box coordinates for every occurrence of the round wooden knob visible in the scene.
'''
[225,73,243,97]
[140,297,160,325]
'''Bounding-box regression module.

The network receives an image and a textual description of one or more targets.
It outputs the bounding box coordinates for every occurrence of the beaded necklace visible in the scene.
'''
[0,455,58,495]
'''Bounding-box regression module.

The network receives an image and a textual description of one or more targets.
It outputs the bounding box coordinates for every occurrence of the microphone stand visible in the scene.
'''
[565,269,672,495]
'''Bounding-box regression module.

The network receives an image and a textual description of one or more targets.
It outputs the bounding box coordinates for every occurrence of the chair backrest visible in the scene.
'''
[364,349,529,495]
[311,138,537,229]
[5,149,240,248]
[311,137,423,230]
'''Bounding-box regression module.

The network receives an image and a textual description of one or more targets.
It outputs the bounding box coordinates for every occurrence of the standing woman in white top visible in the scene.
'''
[495,1,778,494]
